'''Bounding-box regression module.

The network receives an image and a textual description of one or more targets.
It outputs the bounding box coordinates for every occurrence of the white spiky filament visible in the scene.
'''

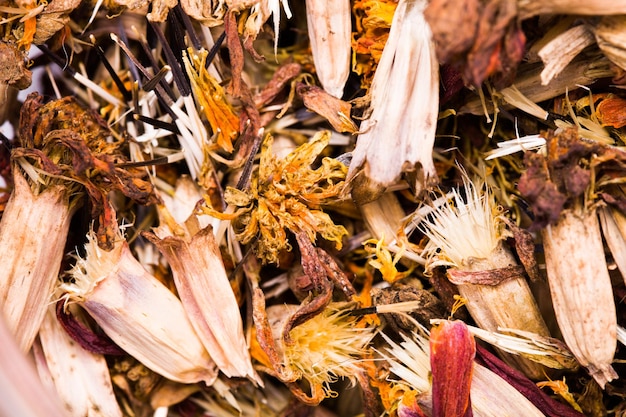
[61,231,122,302]
[420,176,507,271]
[282,304,375,396]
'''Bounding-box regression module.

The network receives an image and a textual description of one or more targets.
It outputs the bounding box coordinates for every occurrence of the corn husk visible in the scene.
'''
[538,24,595,85]
[305,0,351,98]
[346,0,439,204]
[61,231,218,385]
[33,307,123,417]
[542,207,617,388]
[0,168,74,352]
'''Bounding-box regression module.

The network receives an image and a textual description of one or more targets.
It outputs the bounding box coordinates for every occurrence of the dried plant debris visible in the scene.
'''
[5,0,626,415]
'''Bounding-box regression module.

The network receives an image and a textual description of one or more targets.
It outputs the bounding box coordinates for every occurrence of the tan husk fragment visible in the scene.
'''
[594,15,626,72]
[346,0,439,204]
[305,0,351,98]
[34,306,123,417]
[599,206,626,285]
[542,207,617,387]
[61,230,218,385]
[0,168,75,352]
[0,312,67,417]
[147,219,258,383]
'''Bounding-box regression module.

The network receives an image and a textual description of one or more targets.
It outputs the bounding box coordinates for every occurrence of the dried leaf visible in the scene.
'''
[296,83,357,133]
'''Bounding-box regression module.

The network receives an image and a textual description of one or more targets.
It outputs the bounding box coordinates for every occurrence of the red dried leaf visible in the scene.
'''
[430,320,475,417]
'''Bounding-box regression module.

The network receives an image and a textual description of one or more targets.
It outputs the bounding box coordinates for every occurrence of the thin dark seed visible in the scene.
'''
[150,21,192,97]
[236,133,263,191]
[206,31,226,69]
[133,114,180,134]
[36,44,77,77]
[173,4,202,51]
[133,33,178,102]
[142,66,172,93]
[116,22,142,85]
[89,36,132,102]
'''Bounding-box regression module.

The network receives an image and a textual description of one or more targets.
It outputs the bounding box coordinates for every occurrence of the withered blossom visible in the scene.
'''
[206,131,348,265]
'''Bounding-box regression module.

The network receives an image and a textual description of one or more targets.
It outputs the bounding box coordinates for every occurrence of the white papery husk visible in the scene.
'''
[61,231,218,385]
[305,0,351,98]
[542,207,617,388]
[0,168,76,352]
[34,306,123,417]
[346,0,439,204]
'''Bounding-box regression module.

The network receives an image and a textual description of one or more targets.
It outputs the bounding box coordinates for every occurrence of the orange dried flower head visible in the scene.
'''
[214,131,348,264]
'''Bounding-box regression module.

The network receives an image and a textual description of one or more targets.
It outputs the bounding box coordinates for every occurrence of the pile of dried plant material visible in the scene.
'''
[6,0,626,415]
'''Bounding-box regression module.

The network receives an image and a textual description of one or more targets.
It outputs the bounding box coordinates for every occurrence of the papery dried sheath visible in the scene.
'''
[430,320,474,417]
[0,168,74,351]
[61,232,217,385]
[542,208,617,387]
[0,313,67,417]
[34,307,123,417]
[147,225,257,382]
[347,0,439,203]
[599,206,626,285]
[306,0,351,98]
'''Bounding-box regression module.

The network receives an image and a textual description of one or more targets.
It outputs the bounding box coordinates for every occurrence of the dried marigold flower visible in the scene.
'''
[206,131,348,264]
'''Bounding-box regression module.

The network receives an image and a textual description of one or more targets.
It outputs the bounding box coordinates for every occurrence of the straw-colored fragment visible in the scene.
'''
[538,24,595,85]
[61,231,218,385]
[595,15,626,72]
[599,206,626,285]
[148,221,258,383]
[0,168,74,352]
[542,208,617,388]
[34,307,123,417]
[346,0,439,204]
[0,312,67,417]
[306,0,351,98]
[517,0,626,20]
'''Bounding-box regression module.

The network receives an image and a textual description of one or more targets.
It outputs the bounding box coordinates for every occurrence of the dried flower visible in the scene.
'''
[266,303,375,400]
[206,131,348,264]
[381,331,546,416]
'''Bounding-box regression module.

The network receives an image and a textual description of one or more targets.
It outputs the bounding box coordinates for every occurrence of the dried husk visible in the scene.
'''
[517,0,626,20]
[537,24,595,85]
[599,206,626,285]
[594,15,626,72]
[0,168,74,352]
[61,232,218,385]
[0,313,67,417]
[147,223,258,382]
[34,307,123,417]
[542,207,617,388]
[451,243,551,380]
[346,0,439,204]
[305,0,351,98]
